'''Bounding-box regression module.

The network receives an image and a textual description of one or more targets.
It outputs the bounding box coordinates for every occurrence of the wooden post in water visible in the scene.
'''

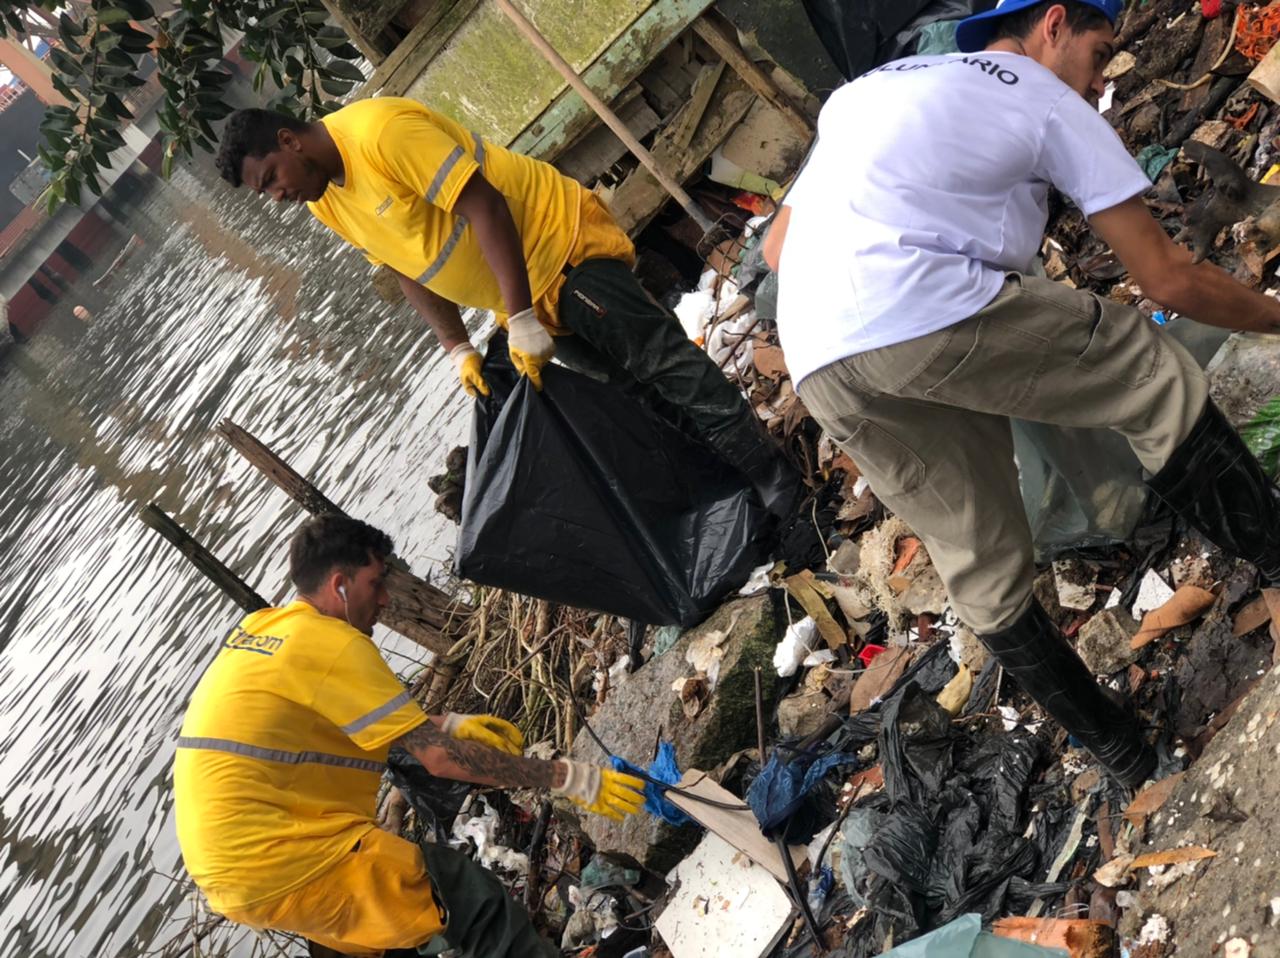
[139,503,269,613]
[216,418,468,657]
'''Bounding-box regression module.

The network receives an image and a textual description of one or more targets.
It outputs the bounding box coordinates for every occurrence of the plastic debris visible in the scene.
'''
[611,740,690,827]
[450,797,530,875]
[879,913,1069,956]
[773,616,818,677]
[747,750,857,841]
[458,337,771,626]
[1131,570,1177,621]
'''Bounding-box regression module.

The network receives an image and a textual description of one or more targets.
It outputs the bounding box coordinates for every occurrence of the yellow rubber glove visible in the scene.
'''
[507,307,555,391]
[553,760,646,821]
[449,342,490,398]
[442,713,524,755]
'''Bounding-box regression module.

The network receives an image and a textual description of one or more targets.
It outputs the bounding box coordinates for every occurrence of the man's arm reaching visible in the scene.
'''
[394,720,566,790]
[1090,196,1280,334]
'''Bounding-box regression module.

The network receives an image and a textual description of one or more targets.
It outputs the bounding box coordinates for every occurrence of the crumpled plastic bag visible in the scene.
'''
[880,913,1069,957]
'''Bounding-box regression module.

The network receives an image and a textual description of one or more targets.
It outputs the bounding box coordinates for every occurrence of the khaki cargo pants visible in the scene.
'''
[797,274,1209,634]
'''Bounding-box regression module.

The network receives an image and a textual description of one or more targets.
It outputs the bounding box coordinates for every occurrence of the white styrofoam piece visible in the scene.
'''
[1131,569,1175,620]
[655,833,794,958]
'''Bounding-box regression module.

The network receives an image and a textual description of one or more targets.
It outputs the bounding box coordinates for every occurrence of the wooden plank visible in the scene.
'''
[364,0,485,98]
[691,12,813,138]
[316,0,388,65]
[139,504,268,614]
[608,70,754,233]
[555,86,659,184]
[666,770,806,884]
[509,0,715,160]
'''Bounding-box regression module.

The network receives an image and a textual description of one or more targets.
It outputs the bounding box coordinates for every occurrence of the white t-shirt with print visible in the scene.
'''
[777,51,1151,386]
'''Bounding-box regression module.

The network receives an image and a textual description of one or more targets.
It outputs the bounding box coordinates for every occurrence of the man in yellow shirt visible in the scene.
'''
[213,99,798,518]
[174,514,644,956]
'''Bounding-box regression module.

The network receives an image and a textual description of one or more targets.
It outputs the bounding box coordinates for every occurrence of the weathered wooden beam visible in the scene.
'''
[362,0,483,97]
[497,0,714,231]
[139,504,268,614]
[216,418,469,656]
[609,71,755,234]
[316,0,389,64]
[692,11,813,139]
[509,0,715,161]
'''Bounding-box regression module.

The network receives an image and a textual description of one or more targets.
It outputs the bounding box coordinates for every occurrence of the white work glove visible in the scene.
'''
[552,759,646,821]
[507,308,555,390]
[449,342,489,397]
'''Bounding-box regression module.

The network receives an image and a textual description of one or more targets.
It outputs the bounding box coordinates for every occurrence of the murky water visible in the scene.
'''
[0,165,481,956]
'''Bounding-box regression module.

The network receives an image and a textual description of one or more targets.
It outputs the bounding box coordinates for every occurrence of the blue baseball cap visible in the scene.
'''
[955,0,1124,54]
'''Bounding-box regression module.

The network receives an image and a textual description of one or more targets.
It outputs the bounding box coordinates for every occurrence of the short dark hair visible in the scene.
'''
[215,108,309,188]
[990,1,1113,44]
[288,515,394,594]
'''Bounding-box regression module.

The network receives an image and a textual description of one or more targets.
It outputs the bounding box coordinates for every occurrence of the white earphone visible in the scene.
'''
[338,584,348,600]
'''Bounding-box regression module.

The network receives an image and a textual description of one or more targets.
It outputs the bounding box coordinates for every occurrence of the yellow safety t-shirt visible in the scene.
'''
[173,601,429,912]
[309,97,629,331]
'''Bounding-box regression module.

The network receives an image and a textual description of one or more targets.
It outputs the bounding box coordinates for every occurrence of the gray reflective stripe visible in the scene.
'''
[176,736,384,774]
[471,130,486,169]
[340,690,413,735]
[425,145,464,204]
[416,216,469,285]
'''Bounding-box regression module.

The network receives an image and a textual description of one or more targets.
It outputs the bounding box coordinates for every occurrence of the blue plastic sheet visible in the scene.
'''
[611,741,691,826]
[746,750,858,837]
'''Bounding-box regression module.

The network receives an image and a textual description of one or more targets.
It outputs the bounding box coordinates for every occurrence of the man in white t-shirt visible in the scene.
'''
[768,0,1280,788]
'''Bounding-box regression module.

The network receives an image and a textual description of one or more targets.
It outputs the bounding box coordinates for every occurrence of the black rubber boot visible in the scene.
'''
[709,410,804,521]
[980,601,1156,788]
[1147,401,1280,584]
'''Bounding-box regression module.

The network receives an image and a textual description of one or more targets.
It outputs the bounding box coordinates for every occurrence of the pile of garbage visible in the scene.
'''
[401,3,1280,955]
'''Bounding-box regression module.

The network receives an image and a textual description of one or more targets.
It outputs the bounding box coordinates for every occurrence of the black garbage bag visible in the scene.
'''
[799,0,992,81]
[386,747,472,843]
[842,683,1058,951]
[456,339,772,626]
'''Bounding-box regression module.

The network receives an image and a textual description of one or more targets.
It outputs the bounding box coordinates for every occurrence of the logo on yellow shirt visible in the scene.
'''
[375,196,393,217]
[223,625,286,656]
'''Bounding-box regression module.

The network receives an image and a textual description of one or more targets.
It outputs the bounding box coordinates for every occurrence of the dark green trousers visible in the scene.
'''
[416,842,559,958]
[554,257,765,460]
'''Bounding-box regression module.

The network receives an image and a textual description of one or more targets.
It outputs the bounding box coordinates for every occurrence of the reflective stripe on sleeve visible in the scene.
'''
[471,131,486,169]
[339,690,414,735]
[425,145,465,204]
[416,217,469,285]
[176,736,384,774]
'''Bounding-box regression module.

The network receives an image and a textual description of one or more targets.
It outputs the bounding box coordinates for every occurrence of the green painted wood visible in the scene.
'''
[510,0,714,160]
[399,0,654,145]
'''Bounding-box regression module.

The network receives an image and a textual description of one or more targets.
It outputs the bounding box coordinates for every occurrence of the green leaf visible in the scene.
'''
[116,0,155,19]
[96,7,134,26]
[255,5,292,29]
[319,76,353,96]
[161,144,175,178]
[49,48,83,75]
[93,28,123,52]
[322,59,363,82]
[1243,397,1280,477]
[302,9,329,24]
[85,169,104,196]
[65,175,82,207]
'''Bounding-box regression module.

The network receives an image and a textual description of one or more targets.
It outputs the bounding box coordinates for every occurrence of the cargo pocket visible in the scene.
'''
[844,419,927,499]
[1075,295,1159,388]
[923,316,1052,412]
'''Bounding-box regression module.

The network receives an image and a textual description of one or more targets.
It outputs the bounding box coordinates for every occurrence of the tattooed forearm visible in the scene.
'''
[394,721,565,790]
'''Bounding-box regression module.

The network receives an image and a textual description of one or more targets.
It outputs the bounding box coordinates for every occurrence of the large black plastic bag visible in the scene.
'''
[456,341,772,626]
